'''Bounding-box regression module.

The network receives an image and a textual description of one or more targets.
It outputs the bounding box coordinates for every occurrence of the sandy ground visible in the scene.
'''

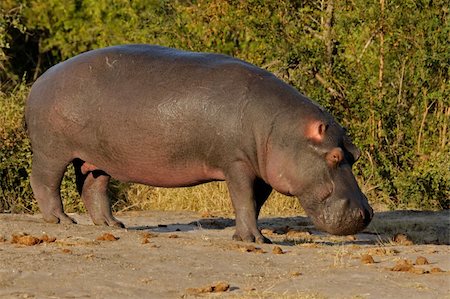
[0,210,449,298]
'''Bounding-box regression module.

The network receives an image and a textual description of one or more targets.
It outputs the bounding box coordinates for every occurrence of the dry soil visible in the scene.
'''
[0,210,449,298]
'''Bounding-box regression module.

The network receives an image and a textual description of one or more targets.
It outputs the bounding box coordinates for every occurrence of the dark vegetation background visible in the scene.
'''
[1,0,448,213]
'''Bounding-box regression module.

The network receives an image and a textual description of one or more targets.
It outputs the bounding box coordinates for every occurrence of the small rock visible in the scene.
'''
[430,267,445,273]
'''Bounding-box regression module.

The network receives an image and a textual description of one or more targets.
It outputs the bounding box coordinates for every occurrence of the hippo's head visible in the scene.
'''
[266,114,373,235]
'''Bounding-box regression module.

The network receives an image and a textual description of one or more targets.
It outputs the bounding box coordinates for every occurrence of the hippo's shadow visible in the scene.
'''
[127,216,235,232]
[127,210,449,245]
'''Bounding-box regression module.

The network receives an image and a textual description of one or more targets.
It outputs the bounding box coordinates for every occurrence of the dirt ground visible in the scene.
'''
[0,210,449,298]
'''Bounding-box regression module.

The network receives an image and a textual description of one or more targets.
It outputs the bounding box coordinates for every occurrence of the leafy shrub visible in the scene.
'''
[0,84,33,212]
[1,0,448,213]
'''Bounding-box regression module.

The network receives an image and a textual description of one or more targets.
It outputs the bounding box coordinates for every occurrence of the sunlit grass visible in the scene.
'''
[109,181,305,217]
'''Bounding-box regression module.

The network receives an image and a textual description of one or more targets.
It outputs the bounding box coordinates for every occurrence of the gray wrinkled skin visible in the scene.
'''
[26,45,373,243]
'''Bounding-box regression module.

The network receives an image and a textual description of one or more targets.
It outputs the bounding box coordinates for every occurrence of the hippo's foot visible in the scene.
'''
[232,230,272,244]
[77,172,125,228]
[92,216,125,228]
[43,210,77,225]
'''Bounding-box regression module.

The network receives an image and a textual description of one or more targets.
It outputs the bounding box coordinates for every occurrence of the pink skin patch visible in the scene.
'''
[326,147,344,167]
[81,162,98,175]
[304,120,327,143]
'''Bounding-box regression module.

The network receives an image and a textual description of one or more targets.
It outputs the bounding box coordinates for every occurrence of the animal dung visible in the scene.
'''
[430,267,445,273]
[12,234,41,246]
[200,211,217,218]
[40,234,57,243]
[141,232,158,244]
[286,230,312,239]
[415,256,429,265]
[186,282,230,294]
[96,233,119,241]
[11,233,57,246]
[346,235,357,241]
[237,245,266,254]
[390,259,429,274]
[366,247,398,256]
[260,228,274,235]
[272,246,284,254]
[392,233,413,245]
[361,254,375,264]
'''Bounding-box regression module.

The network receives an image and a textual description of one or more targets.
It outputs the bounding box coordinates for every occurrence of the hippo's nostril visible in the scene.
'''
[359,209,364,218]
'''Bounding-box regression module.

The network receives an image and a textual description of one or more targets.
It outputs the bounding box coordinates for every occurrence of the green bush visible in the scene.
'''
[1,0,448,213]
[0,84,33,212]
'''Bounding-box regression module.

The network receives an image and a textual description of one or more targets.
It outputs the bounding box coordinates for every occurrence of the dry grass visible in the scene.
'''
[110,182,304,217]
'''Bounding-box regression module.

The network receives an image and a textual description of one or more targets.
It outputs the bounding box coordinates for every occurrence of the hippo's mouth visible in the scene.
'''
[300,198,373,236]
[311,215,369,235]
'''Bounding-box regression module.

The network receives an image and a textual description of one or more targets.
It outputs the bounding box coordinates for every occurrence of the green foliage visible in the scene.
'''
[1,0,449,213]
[392,153,449,210]
[0,83,33,212]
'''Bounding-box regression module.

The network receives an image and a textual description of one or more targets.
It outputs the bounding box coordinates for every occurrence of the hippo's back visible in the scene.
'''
[25,45,277,184]
[27,45,270,124]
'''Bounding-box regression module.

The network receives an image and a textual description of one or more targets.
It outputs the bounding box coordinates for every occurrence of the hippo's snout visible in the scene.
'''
[306,196,373,236]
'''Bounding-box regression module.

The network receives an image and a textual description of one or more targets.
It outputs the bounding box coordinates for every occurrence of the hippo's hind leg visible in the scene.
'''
[30,153,76,224]
[73,160,124,228]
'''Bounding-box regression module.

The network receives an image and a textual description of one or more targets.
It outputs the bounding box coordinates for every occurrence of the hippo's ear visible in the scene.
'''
[305,120,328,143]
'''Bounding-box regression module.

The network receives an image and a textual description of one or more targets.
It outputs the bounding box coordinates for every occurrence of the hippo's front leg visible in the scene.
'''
[226,162,272,244]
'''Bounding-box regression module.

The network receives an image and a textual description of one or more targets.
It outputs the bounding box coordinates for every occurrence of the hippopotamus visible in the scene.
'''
[26,44,373,243]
